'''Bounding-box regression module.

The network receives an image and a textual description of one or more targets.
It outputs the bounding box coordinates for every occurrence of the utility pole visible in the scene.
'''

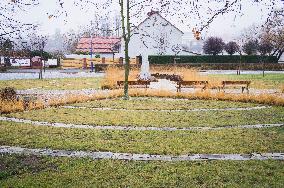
[40,40,45,79]
[90,21,94,72]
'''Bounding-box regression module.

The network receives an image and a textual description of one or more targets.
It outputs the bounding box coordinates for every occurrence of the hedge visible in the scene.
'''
[148,55,278,64]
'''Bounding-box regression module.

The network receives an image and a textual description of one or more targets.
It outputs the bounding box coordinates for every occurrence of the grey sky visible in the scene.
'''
[17,0,284,41]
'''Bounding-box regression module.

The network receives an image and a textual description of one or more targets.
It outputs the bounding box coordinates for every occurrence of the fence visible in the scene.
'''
[61,57,139,69]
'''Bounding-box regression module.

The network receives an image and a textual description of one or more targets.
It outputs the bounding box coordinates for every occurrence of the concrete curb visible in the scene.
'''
[0,146,283,161]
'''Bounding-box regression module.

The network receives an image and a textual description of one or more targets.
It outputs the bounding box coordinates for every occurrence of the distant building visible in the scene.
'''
[120,10,203,60]
[76,37,121,58]
[74,11,203,60]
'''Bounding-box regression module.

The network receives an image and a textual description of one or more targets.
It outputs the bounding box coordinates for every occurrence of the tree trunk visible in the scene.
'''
[124,43,130,99]
[277,51,283,61]
[262,55,265,77]
[120,0,131,100]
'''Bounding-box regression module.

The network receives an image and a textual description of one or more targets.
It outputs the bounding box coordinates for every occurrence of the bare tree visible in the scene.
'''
[262,9,284,61]
[0,1,39,39]
[258,38,273,77]
[225,41,239,55]
[203,37,225,56]
[242,40,259,55]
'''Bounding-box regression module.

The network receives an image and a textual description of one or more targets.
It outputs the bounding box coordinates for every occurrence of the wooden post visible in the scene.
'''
[83,58,87,69]
[119,57,123,64]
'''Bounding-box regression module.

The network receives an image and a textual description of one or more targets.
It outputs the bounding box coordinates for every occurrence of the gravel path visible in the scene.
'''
[1,116,282,132]
[1,69,104,80]
[0,146,283,161]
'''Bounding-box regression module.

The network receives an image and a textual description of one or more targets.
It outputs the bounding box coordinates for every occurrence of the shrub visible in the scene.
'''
[0,87,17,101]
[0,66,6,72]
[148,55,278,64]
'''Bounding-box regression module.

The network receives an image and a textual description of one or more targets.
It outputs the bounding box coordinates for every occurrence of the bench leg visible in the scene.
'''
[176,87,181,92]
[241,87,245,93]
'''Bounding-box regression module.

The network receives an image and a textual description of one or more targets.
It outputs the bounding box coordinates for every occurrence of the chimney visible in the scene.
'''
[147,10,159,17]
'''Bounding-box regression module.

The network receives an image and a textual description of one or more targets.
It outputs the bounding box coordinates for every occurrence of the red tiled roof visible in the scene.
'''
[76,37,120,53]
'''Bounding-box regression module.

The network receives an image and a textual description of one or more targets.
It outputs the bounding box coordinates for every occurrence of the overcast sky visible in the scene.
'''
[16,0,284,41]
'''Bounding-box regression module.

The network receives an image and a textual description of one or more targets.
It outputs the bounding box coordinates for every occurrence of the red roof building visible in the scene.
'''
[76,37,121,54]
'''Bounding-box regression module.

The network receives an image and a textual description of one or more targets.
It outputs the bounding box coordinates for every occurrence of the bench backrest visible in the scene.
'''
[222,81,251,85]
[178,81,208,86]
[117,81,151,86]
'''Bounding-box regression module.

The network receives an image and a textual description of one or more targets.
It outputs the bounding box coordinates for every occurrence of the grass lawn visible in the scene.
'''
[0,121,283,155]
[73,97,260,110]
[0,98,283,187]
[0,77,102,90]
[208,73,284,89]
[0,154,283,187]
[7,104,284,128]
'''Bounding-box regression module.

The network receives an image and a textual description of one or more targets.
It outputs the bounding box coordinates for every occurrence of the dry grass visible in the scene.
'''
[101,66,140,89]
[280,84,284,93]
[127,89,284,106]
[48,90,123,108]
[101,66,224,89]
[36,89,284,108]
[0,98,47,114]
[0,100,24,114]
[1,89,283,114]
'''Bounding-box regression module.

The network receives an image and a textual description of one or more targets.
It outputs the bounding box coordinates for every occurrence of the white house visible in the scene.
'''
[121,10,203,60]
[279,54,284,63]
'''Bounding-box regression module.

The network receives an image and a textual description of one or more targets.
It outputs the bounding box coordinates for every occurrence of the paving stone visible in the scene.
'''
[0,116,283,132]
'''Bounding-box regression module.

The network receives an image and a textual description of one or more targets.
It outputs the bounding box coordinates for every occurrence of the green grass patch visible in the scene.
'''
[0,154,283,187]
[0,77,102,90]
[0,121,283,155]
[7,105,284,128]
[73,98,259,110]
[208,73,284,89]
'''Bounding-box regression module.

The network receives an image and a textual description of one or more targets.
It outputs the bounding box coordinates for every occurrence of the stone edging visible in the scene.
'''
[0,116,283,132]
[61,105,271,112]
[60,106,272,112]
[0,146,283,161]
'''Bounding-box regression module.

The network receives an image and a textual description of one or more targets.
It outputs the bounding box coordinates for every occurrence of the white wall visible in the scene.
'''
[181,32,204,55]
[121,14,184,60]
[279,54,284,63]
[10,59,31,67]
[46,59,58,66]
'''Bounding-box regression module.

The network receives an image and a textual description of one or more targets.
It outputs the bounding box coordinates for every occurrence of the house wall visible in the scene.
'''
[279,54,284,63]
[66,53,115,59]
[121,14,184,59]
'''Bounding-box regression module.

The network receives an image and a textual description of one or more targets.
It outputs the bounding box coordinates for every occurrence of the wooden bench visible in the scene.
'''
[221,81,251,93]
[151,73,183,82]
[176,81,208,92]
[117,81,151,89]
